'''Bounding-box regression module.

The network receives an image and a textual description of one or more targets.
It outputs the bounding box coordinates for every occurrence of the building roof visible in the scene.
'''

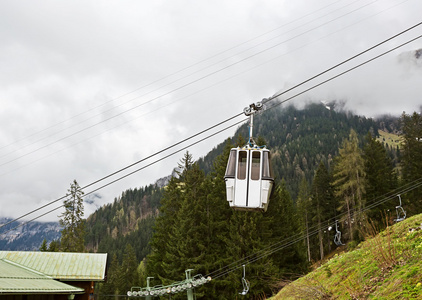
[0,251,107,281]
[0,259,84,294]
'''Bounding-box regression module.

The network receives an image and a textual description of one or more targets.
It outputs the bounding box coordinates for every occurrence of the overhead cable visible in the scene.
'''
[0,0,391,167]
[0,0,363,153]
[207,178,422,280]
[1,23,421,236]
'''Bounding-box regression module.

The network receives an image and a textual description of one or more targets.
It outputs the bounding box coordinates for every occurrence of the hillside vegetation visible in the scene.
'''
[377,129,403,150]
[87,103,380,264]
[85,105,422,299]
[273,214,422,299]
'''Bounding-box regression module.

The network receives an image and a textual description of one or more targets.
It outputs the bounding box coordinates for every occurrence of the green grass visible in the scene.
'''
[377,130,403,149]
[272,214,422,299]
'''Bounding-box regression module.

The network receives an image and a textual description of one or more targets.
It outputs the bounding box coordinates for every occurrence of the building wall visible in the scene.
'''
[62,281,95,300]
[0,295,65,300]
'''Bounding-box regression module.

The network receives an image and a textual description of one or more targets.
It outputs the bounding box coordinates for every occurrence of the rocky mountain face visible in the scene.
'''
[0,217,61,250]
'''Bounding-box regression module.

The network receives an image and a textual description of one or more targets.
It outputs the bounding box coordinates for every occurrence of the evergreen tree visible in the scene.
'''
[296,177,312,262]
[119,244,139,293]
[147,152,202,288]
[225,210,275,298]
[199,142,235,299]
[39,239,48,251]
[171,158,208,291]
[332,129,366,242]
[59,179,85,252]
[267,180,308,276]
[47,239,60,252]
[400,111,422,212]
[310,162,335,260]
[99,254,120,295]
[363,132,398,224]
[146,176,183,282]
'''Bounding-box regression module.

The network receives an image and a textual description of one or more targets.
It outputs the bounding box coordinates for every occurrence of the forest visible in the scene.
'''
[83,103,422,299]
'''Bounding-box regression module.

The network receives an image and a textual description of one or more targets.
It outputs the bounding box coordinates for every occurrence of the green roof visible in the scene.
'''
[0,259,84,294]
[0,251,107,281]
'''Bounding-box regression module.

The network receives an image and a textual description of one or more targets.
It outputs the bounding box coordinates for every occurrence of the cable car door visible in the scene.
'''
[234,150,248,207]
[234,150,262,209]
[248,150,262,208]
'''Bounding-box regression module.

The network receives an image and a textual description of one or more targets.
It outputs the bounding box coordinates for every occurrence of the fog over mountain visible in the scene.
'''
[1,0,421,228]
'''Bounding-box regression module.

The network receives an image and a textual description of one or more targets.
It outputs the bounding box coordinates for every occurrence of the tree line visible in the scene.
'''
[47,105,422,299]
[97,110,422,298]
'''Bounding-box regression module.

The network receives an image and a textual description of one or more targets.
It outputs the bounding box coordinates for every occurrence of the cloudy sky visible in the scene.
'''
[1,0,421,223]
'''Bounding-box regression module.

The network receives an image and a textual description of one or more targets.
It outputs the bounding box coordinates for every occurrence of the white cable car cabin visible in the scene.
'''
[224,146,274,212]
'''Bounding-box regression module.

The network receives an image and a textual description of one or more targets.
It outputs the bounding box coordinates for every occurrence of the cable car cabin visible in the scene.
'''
[224,147,274,212]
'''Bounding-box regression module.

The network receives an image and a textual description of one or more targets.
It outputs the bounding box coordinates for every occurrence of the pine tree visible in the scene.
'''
[267,180,307,276]
[146,175,183,282]
[39,239,48,251]
[400,111,422,212]
[332,129,366,242]
[99,254,120,295]
[310,162,334,260]
[296,177,311,262]
[173,161,210,297]
[120,244,139,293]
[200,142,235,299]
[59,179,85,252]
[225,210,275,298]
[363,132,397,224]
[147,152,202,287]
[47,240,60,252]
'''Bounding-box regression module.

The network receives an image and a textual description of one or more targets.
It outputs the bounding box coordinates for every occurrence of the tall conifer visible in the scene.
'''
[400,112,422,211]
[296,177,311,262]
[59,179,85,252]
[363,132,397,224]
[333,129,366,242]
[310,162,334,260]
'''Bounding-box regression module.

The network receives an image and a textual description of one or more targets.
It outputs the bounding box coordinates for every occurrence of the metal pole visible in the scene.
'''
[146,277,153,300]
[249,112,254,147]
[185,269,194,300]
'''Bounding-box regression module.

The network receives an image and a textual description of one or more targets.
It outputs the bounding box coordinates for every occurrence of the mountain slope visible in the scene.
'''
[0,218,61,250]
[85,184,163,262]
[199,102,380,198]
[273,214,422,299]
[85,103,389,259]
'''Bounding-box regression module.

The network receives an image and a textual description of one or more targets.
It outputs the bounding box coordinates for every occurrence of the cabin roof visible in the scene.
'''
[0,251,107,281]
[0,259,85,294]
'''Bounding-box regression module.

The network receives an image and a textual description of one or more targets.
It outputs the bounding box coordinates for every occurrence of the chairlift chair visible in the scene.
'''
[333,220,345,246]
[394,194,406,222]
[239,265,250,296]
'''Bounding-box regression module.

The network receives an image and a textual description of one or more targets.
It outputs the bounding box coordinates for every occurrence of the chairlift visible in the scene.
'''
[239,265,250,296]
[394,194,406,222]
[333,220,344,246]
[224,101,274,212]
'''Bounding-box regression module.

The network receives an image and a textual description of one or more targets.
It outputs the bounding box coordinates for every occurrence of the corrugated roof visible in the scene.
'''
[0,251,107,281]
[0,259,84,294]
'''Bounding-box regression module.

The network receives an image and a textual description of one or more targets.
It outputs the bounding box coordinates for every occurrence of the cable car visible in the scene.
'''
[224,101,274,212]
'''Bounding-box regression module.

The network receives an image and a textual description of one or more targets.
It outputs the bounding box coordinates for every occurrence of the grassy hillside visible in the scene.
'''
[377,129,403,149]
[273,214,422,299]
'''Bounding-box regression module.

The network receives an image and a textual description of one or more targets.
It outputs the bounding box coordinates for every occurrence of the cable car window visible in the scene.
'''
[251,151,261,181]
[225,150,237,178]
[262,151,272,179]
[237,151,247,180]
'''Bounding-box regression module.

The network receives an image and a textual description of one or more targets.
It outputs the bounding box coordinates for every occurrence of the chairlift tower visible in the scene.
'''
[127,269,211,299]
